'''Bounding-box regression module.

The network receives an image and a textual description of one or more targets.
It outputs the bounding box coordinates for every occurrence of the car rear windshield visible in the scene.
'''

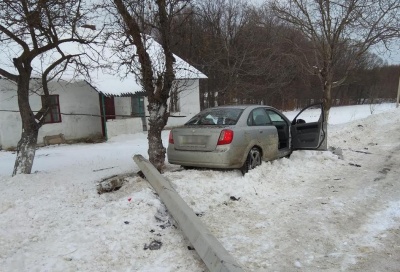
[185,108,244,126]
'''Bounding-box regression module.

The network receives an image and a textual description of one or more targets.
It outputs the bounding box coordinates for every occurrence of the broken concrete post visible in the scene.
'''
[133,154,244,272]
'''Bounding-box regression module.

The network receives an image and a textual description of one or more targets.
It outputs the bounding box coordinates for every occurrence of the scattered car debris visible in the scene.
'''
[187,246,195,250]
[93,166,116,172]
[349,162,361,167]
[328,146,343,159]
[96,175,124,194]
[124,221,130,225]
[144,240,162,250]
[230,196,241,201]
[159,223,170,229]
[137,170,146,179]
[349,148,372,154]
[96,173,136,194]
[195,212,205,217]
[379,167,391,174]
[155,206,173,229]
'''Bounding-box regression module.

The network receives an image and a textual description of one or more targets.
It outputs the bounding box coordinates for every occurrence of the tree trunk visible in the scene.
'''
[13,129,38,176]
[12,68,39,176]
[321,79,332,151]
[323,85,331,124]
[147,101,169,172]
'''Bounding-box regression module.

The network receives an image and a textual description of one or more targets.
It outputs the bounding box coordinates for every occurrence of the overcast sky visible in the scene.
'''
[249,0,400,66]
[376,44,400,65]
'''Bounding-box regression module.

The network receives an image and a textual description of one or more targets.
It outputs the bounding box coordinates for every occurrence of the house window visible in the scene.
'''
[169,89,180,113]
[41,95,61,123]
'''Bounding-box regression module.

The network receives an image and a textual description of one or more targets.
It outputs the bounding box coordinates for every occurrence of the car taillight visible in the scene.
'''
[217,129,234,145]
[168,131,174,144]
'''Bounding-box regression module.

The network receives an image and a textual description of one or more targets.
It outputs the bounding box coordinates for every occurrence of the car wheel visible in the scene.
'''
[241,147,262,175]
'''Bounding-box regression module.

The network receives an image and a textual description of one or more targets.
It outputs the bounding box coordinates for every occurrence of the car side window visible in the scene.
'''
[265,110,286,123]
[247,108,272,126]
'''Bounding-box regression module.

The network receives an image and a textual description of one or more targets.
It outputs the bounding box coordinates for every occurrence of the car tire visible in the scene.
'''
[241,147,262,175]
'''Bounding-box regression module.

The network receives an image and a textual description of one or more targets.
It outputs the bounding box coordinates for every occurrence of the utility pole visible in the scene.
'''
[397,75,400,108]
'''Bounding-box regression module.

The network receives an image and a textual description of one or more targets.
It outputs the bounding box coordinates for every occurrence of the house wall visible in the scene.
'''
[109,96,149,137]
[105,79,200,138]
[0,76,202,147]
[171,79,200,115]
[165,79,199,128]
[106,118,144,138]
[114,97,131,117]
[112,79,199,119]
[0,79,102,149]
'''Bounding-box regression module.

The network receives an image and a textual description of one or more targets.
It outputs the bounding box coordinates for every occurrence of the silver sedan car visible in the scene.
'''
[167,104,325,174]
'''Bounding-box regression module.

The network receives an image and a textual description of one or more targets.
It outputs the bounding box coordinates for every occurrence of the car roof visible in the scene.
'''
[206,105,276,110]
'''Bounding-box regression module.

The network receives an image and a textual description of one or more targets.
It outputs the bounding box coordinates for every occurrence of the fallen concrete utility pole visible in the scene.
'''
[397,75,400,108]
[133,155,244,272]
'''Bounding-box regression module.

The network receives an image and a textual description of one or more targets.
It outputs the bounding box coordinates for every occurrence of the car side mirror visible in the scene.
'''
[296,119,306,124]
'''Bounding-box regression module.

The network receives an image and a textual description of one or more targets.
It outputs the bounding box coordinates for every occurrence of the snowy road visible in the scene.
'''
[0,104,399,271]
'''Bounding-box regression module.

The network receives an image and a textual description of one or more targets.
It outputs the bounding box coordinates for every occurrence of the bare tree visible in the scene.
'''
[234,7,306,107]
[169,1,308,109]
[271,0,400,122]
[0,0,98,175]
[107,0,191,171]
[194,0,251,106]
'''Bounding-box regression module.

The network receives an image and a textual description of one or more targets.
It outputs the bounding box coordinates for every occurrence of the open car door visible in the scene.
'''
[291,103,326,150]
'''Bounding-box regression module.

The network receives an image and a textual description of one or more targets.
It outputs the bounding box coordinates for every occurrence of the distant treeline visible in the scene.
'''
[164,0,400,110]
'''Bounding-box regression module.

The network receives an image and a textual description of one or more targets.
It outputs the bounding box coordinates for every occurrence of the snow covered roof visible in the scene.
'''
[0,35,207,97]
[82,37,207,96]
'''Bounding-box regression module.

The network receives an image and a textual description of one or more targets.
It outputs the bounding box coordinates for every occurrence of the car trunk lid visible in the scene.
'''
[171,127,225,151]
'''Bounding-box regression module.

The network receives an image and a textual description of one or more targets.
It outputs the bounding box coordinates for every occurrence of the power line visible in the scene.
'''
[0,109,187,118]
[0,109,129,118]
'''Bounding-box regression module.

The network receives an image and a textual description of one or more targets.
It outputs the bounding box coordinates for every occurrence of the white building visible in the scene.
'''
[0,75,204,150]
[0,79,102,149]
[102,78,204,139]
[1,57,208,150]
[0,36,207,149]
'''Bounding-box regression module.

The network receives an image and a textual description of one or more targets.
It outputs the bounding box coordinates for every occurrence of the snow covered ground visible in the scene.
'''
[0,103,399,271]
